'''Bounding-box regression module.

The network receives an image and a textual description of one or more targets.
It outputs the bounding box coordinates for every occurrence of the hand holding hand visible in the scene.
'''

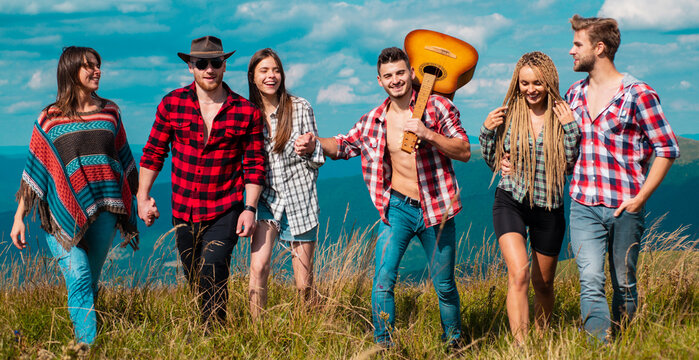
[484,106,507,130]
[236,209,256,237]
[500,153,512,176]
[10,217,27,250]
[553,101,575,125]
[294,132,316,156]
[137,195,160,227]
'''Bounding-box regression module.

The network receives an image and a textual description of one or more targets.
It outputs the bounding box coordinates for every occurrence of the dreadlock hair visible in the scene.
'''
[247,48,293,154]
[493,51,566,210]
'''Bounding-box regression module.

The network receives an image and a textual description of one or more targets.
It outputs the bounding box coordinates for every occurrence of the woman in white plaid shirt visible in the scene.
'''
[246,48,325,319]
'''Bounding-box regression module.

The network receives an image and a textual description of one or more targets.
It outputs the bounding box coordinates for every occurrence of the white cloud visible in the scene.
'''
[668,99,699,112]
[63,16,170,34]
[286,63,310,89]
[478,62,515,77]
[27,70,53,90]
[24,35,62,45]
[442,13,512,49]
[457,77,511,97]
[678,34,699,44]
[532,0,555,9]
[0,0,167,14]
[677,81,692,90]
[339,68,355,77]
[624,42,680,55]
[317,84,358,104]
[0,79,8,86]
[599,0,699,30]
[7,101,41,114]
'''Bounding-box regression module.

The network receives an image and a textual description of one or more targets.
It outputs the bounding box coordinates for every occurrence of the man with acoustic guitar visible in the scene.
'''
[295,47,470,348]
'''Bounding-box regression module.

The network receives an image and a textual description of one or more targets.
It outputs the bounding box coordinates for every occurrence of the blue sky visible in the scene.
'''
[0,0,697,147]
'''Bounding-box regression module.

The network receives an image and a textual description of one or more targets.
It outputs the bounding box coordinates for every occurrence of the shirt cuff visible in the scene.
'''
[480,124,495,137]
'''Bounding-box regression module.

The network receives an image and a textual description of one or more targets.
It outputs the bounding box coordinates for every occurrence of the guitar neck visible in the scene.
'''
[412,72,437,120]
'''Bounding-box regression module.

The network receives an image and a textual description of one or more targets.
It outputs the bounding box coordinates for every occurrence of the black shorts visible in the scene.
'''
[492,188,565,256]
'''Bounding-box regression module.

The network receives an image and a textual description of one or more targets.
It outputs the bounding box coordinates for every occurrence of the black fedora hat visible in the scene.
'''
[177,36,235,63]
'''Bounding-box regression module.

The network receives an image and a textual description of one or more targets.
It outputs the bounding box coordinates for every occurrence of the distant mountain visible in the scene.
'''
[1,137,697,281]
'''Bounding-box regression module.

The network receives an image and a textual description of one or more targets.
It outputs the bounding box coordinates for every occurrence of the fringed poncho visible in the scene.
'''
[17,101,139,251]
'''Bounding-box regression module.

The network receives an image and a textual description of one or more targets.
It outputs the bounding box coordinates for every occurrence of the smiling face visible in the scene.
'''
[78,52,101,93]
[518,65,547,110]
[253,56,281,99]
[570,29,597,72]
[188,56,226,91]
[377,60,413,100]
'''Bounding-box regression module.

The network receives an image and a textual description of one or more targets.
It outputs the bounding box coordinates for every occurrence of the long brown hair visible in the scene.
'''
[247,48,293,154]
[493,51,567,209]
[44,46,107,119]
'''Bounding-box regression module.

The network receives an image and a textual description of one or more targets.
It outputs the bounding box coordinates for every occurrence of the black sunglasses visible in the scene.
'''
[193,57,224,70]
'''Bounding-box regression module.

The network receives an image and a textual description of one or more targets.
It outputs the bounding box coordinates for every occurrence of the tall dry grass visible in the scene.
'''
[0,214,696,359]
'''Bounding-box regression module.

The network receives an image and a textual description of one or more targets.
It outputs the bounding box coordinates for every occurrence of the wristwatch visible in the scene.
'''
[243,205,257,214]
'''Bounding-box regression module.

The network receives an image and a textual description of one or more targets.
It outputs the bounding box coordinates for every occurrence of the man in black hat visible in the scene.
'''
[137,36,266,325]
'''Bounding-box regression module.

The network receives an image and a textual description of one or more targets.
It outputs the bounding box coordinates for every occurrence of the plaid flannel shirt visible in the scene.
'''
[261,96,324,236]
[566,74,680,208]
[334,90,468,228]
[140,82,265,222]
[479,119,581,209]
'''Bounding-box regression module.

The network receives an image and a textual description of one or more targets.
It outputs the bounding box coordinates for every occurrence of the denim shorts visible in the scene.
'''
[257,202,318,242]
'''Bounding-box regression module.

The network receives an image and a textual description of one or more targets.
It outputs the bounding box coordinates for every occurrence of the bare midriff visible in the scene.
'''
[385,111,420,201]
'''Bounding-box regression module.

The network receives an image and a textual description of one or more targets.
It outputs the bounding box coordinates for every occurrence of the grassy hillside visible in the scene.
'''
[1,221,696,359]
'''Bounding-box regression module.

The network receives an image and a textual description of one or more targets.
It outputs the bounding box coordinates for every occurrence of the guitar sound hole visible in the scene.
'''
[423,65,443,78]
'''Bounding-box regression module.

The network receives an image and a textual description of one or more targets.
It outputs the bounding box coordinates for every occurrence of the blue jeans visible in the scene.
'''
[372,193,461,345]
[569,201,644,342]
[46,212,118,345]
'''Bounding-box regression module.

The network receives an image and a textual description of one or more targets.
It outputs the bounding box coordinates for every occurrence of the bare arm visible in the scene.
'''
[613,157,675,217]
[10,198,27,250]
[404,118,470,162]
[295,133,340,160]
[422,130,471,162]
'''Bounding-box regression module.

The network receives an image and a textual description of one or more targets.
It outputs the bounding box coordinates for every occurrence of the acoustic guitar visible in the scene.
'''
[401,29,479,153]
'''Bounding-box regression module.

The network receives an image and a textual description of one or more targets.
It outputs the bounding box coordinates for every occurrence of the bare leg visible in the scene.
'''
[499,232,531,344]
[249,221,277,320]
[531,251,558,332]
[290,241,316,303]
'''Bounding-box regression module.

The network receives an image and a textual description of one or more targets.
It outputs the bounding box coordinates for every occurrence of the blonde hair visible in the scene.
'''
[493,51,566,209]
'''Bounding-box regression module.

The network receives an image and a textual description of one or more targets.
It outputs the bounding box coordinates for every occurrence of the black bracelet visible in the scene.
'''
[243,205,257,214]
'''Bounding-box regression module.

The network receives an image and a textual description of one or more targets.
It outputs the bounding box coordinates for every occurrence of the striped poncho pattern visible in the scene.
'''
[17,101,139,251]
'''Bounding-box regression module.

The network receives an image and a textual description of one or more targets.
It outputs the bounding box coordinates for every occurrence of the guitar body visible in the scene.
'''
[404,29,479,95]
[400,29,478,153]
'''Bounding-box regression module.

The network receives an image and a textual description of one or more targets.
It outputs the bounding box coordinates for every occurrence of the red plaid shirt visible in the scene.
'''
[566,74,680,208]
[140,82,265,222]
[334,90,468,227]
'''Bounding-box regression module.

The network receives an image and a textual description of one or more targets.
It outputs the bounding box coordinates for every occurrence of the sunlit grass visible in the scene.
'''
[1,216,696,359]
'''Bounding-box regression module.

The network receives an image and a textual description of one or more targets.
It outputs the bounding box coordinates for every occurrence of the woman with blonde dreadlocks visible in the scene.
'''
[479,51,580,343]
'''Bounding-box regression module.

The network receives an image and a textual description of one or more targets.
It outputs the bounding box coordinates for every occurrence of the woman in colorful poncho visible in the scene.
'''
[10,46,139,346]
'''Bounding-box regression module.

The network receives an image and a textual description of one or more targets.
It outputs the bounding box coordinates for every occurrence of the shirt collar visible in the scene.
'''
[375,89,418,123]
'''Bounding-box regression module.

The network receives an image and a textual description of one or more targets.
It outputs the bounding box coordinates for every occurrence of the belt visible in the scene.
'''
[390,189,420,207]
